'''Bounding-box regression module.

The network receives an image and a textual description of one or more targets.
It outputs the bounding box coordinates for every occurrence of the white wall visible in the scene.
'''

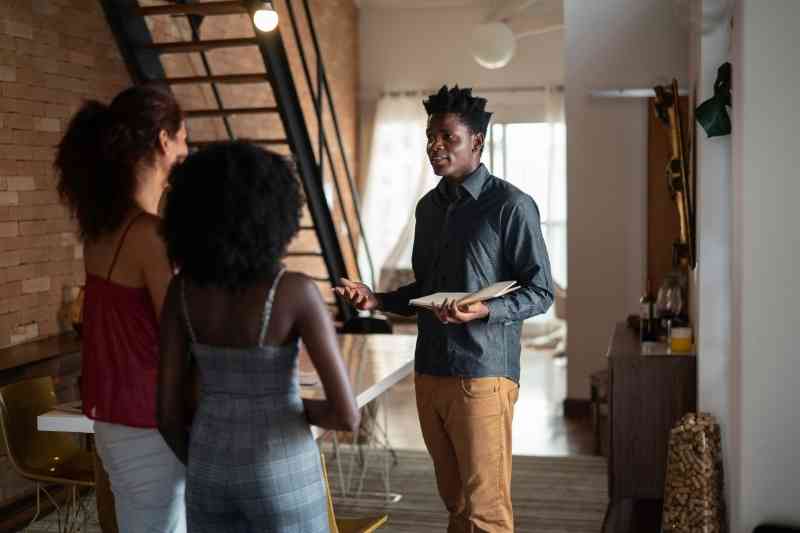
[358,5,564,185]
[564,0,688,399]
[692,0,734,522]
[728,1,800,529]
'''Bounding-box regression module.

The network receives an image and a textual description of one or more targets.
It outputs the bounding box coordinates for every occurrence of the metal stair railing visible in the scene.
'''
[99,0,389,330]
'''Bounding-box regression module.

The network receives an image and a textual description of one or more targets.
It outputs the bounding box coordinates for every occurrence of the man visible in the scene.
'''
[336,85,553,533]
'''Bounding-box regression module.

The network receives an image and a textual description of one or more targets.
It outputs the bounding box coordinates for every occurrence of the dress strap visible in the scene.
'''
[106,211,147,281]
[180,277,198,345]
[257,268,287,347]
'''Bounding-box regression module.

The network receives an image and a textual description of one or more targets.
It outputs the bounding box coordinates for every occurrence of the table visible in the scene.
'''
[38,334,415,436]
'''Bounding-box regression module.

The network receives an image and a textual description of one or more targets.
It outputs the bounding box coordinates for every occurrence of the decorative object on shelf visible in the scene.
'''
[656,271,684,339]
[696,62,732,138]
[640,279,658,343]
[470,21,516,69]
[662,413,726,533]
[653,79,696,269]
[669,326,693,353]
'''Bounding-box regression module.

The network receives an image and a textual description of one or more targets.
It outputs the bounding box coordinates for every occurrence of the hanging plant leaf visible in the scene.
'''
[696,98,731,138]
[696,62,732,138]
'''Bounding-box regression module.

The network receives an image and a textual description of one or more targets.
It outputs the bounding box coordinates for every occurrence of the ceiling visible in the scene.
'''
[356,0,489,7]
[356,0,564,37]
[357,0,558,14]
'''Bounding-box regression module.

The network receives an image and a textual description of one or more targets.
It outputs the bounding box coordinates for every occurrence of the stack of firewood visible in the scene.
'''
[662,412,726,533]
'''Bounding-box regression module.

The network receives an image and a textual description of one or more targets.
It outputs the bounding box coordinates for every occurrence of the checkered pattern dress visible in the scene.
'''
[181,270,329,532]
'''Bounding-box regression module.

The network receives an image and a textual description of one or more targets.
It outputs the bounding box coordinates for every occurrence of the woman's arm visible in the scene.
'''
[137,214,173,320]
[296,276,360,432]
[157,278,191,465]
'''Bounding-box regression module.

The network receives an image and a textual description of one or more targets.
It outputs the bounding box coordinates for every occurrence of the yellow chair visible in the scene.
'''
[0,376,95,531]
[320,452,388,533]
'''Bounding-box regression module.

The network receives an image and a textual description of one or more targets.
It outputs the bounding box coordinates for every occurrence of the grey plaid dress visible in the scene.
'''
[181,269,329,532]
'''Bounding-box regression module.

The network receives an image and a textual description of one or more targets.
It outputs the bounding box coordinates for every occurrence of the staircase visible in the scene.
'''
[99,0,390,332]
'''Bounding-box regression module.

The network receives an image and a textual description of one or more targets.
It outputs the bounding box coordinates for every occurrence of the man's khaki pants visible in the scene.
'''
[415,373,519,533]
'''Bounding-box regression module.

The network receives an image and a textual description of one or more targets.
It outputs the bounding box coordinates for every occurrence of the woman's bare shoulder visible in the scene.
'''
[126,212,166,248]
[279,270,326,303]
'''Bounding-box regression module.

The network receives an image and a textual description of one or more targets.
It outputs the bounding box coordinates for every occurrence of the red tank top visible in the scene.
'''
[81,213,160,428]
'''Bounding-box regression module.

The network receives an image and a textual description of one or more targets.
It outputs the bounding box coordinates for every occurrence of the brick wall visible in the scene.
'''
[0,0,129,351]
[0,0,360,351]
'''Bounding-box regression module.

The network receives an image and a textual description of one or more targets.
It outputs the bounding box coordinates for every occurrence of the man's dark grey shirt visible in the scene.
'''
[378,164,553,383]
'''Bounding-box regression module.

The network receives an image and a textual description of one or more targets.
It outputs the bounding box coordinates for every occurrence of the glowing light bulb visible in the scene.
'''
[253,4,279,32]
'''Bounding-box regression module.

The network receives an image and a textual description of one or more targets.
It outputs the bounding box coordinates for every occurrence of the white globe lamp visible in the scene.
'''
[470,22,516,70]
[253,2,279,33]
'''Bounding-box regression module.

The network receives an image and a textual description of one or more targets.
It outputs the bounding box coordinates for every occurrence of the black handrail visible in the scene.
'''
[281,2,361,285]
[281,0,378,290]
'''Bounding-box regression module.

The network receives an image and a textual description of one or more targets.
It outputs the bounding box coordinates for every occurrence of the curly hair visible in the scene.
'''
[423,85,492,135]
[55,85,184,241]
[162,141,305,290]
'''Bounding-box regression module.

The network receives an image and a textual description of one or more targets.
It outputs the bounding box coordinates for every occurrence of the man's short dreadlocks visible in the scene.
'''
[423,85,492,136]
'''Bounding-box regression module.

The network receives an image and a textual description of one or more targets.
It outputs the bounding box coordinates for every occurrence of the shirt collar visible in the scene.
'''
[435,164,490,202]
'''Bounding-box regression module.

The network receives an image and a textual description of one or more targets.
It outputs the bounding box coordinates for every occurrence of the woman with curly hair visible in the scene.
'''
[55,85,188,532]
[157,141,360,532]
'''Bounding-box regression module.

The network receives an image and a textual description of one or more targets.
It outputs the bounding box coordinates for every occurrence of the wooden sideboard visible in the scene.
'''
[604,322,697,532]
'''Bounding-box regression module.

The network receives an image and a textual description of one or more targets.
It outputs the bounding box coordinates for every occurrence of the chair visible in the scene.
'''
[320,452,388,533]
[0,376,95,531]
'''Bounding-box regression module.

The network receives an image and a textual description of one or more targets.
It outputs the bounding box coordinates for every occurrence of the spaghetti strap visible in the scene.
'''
[106,211,147,281]
[180,277,198,344]
[257,268,287,347]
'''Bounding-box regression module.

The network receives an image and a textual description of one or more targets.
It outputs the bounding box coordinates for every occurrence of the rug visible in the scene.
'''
[328,449,608,533]
[23,451,607,533]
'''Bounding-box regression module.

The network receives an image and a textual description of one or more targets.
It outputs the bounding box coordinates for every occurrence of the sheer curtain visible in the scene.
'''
[481,87,566,341]
[483,87,566,289]
[358,96,437,290]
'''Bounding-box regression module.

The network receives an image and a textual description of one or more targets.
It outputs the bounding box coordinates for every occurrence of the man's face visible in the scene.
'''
[426,113,483,179]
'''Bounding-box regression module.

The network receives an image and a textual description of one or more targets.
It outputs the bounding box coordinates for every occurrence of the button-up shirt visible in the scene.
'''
[378,164,553,382]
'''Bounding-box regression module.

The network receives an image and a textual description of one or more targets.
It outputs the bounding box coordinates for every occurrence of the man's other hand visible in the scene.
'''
[334,278,379,311]
[433,299,489,324]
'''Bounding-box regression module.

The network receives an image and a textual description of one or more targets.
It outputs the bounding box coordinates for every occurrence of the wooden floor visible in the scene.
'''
[376,331,594,456]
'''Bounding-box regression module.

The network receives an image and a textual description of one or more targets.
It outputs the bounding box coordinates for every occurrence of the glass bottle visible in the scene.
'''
[656,272,684,341]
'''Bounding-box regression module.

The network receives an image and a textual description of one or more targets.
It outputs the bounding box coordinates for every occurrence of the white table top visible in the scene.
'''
[38,334,416,437]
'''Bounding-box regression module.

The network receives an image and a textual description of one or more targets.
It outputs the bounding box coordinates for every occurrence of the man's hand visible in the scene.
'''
[433,299,489,324]
[334,278,379,311]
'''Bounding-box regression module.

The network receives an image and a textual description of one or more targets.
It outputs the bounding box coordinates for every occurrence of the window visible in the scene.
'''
[481,122,567,289]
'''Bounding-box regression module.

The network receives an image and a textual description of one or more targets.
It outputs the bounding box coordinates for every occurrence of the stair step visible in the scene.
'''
[286,252,323,258]
[161,74,269,85]
[189,139,288,149]
[146,38,257,54]
[137,1,247,17]
[184,107,278,119]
